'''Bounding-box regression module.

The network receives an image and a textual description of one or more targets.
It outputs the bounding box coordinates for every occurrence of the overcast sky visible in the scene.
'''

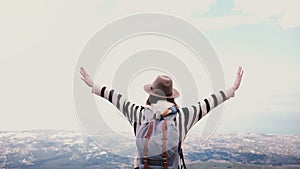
[0,0,299,134]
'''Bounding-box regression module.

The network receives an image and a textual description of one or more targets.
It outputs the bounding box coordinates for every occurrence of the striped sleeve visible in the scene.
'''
[92,84,144,125]
[177,88,234,141]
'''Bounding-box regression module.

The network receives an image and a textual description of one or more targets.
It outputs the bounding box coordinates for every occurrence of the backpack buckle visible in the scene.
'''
[143,157,148,163]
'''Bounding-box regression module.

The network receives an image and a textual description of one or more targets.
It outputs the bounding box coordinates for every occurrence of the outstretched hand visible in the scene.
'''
[232,66,244,91]
[80,67,94,88]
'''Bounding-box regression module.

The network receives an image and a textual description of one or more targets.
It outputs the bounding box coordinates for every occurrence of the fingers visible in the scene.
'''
[80,66,90,79]
[237,66,242,74]
[236,66,244,80]
[80,67,87,76]
[80,66,86,74]
[80,69,84,77]
[232,66,244,91]
[80,68,85,76]
[236,66,242,76]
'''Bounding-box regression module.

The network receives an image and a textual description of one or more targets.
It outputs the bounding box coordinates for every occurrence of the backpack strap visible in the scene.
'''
[178,142,187,169]
[143,121,154,169]
[160,105,178,120]
[162,120,168,169]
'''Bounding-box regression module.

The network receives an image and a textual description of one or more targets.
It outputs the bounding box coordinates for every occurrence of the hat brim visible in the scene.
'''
[143,84,180,98]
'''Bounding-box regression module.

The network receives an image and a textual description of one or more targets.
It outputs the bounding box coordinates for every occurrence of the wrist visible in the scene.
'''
[91,84,101,94]
[225,87,235,98]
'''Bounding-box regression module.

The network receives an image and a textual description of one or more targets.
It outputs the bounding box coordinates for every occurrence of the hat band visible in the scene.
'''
[150,86,173,96]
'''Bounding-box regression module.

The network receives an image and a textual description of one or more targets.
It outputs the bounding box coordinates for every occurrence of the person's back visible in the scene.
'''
[80,66,244,169]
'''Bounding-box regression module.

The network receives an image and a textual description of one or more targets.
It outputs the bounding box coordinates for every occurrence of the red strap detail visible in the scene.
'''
[143,121,154,169]
[162,120,168,169]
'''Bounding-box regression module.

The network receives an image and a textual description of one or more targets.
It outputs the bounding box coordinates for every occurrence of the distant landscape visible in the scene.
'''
[0,130,299,169]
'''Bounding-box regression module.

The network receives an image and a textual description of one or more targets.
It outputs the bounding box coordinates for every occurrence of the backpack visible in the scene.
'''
[136,106,185,169]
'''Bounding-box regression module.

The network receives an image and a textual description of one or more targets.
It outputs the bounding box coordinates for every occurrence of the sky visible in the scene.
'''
[0,0,299,135]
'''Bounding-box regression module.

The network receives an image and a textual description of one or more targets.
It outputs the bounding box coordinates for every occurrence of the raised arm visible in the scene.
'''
[178,66,244,139]
[80,67,144,125]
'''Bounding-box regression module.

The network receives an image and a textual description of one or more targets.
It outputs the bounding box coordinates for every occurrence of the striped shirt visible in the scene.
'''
[92,85,234,142]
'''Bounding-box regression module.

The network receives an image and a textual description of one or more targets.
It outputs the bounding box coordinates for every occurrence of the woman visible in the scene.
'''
[80,66,243,169]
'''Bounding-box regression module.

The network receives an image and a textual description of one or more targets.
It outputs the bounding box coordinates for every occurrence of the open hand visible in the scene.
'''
[80,67,94,88]
[232,66,244,91]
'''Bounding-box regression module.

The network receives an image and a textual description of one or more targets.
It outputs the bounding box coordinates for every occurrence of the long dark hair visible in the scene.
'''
[146,95,178,107]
